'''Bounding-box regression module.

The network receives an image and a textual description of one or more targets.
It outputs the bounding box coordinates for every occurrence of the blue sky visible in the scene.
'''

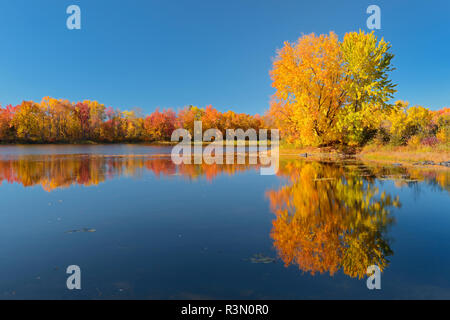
[0,0,448,114]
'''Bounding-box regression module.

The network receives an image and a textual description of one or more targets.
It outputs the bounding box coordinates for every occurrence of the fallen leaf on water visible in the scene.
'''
[65,228,96,234]
[244,253,276,264]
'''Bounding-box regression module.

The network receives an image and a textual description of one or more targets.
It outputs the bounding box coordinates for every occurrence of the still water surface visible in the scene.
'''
[0,145,449,299]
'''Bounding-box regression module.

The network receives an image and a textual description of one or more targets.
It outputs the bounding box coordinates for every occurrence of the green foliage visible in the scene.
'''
[337,31,397,146]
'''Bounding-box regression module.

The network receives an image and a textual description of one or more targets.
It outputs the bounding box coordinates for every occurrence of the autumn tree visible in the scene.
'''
[269,32,348,146]
[176,105,204,137]
[86,100,106,141]
[41,97,80,142]
[337,30,396,145]
[144,108,176,141]
[121,110,145,141]
[387,101,437,145]
[75,102,91,140]
[12,101,47,142]
[0,98,267,144]
[269,30,397,147]
[202,105,222,133]
[433,107,450,144]
[0,105,16,142]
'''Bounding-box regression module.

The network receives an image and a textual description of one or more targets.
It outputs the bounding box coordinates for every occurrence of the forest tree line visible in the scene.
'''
[0,31,448,147]
[0,99,265,143]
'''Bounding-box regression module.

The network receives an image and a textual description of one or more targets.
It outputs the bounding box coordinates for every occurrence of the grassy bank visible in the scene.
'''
[279,143,449,166]
[357,144,449,164]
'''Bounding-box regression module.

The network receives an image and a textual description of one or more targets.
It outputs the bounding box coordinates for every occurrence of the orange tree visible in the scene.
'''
[269,31,397,147]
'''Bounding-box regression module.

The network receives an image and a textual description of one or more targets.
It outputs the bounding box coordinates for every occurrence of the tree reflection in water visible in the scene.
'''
[0,155,259,191]
[0,155,448,279]
[266,159,448,279]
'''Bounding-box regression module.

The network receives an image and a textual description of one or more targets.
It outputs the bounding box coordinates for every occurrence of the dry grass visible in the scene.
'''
[278,142,449,166]
[358,143,449,164]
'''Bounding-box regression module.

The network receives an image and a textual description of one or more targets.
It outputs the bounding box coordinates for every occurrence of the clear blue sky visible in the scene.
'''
[0,0,448,114]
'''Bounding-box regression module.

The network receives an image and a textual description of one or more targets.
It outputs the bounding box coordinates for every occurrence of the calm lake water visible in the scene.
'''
[0,145,449,299]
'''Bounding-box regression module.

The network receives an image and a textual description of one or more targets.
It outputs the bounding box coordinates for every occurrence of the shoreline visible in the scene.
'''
[278,146,450,168]
[0,143,448,169]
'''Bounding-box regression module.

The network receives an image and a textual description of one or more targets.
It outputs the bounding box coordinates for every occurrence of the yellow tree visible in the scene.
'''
[41,97,80,142]
[85,100,105,140]
[269,32,348,146]
[122,110,145,141]
[337,30,396,145]
[12,101,47,142]
[389,102,434,145]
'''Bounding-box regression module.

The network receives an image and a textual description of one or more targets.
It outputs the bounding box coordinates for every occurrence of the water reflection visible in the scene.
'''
[267,160,400,279]
[0,155,448,281]
[266,159,448,278]
[1,155,447,193]
[0,155,259,191]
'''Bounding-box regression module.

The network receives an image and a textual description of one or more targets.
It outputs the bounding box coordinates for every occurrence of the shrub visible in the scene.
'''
[421,136,439,147]
[436,127,449,144]
[374,127,390,145]
[407,135,421,147]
